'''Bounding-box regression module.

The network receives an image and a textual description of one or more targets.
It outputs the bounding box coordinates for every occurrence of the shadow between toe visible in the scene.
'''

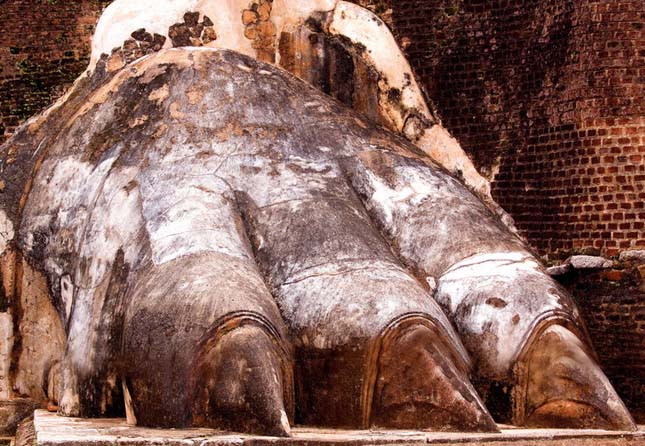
[192,319,294,437]
[368,316,499,433]
[516,324,636,431]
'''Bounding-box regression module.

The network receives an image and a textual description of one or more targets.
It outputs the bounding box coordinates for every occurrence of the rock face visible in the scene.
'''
[0,0,637,437]
[88,0,501,218]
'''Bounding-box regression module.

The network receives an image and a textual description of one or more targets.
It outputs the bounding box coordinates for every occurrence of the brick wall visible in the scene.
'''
[384,0,644,260]
[0,0,111,143]
[558,264,645,422]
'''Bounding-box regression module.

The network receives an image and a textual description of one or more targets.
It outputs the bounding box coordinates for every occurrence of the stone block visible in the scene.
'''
[30,410,645,446]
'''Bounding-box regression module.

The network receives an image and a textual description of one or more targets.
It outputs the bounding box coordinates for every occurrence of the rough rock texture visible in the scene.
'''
[568,256,614,270]
[0,46,501,434]
[0,45,636,434]
[0,0,640,434]
[0,1,641,258]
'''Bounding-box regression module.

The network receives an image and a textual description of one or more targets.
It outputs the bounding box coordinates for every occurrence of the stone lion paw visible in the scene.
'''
[0,0,636,436]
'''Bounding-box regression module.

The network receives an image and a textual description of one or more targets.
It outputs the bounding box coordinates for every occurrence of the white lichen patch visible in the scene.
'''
[19,150,129,319]
[226,155,347,209]
[139,168,250,265]
[64,165,144,374]
[0,211,14,255]
[368,170,435,229]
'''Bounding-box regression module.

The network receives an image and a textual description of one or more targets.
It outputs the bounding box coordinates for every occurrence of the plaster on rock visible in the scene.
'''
[328,1,430,126]
[89,0,256,72]
[417,125,492,204]
[326,2,494,208]
[0,211,14,254]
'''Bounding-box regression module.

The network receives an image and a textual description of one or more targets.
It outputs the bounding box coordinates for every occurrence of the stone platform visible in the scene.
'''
[29,410,645,446]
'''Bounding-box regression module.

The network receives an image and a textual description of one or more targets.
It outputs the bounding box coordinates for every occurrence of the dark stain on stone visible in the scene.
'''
[108,29,167,68]
[475,377,513,424]
[324,37,356,107]
[242,0,276,63]
[0,267,6,312]
[387,87,402,103]
[8,254,24,397]
[486,297,508,308]
[169,12,217,48]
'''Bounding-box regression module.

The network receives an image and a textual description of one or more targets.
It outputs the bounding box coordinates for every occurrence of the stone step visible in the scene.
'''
[31,410,644,446]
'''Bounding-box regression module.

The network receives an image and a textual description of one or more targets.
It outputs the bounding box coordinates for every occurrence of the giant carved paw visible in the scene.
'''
[0,29,634,439]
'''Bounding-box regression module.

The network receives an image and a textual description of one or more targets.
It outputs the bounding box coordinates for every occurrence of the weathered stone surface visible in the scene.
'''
[0,312,13,401]
[0,0,638,434]
[13,257,65,402]
[14,416,34,446]
[619,251,645,264]
[87,0,498,216]
[0,43,636,434]
[0,400,38,436]
[1,47,497,434]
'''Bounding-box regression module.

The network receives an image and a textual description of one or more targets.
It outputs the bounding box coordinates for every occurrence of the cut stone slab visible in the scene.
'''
[568,255,614,270]
[619,250,645,264]
[31,410,644,446]
[546,255,615,276]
